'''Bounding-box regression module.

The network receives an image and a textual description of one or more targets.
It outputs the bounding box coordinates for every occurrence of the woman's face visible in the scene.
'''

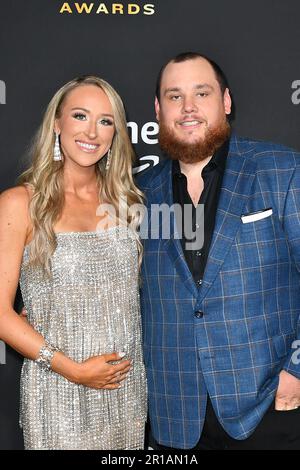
[55,84,115,168]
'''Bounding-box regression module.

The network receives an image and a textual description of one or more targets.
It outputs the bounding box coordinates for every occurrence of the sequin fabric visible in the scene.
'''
[19,227,147,450]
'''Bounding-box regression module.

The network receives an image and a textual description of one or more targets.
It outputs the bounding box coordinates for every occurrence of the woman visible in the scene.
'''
[0,76,147,449]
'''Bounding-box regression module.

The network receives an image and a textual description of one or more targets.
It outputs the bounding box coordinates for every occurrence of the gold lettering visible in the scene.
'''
[74,2,94,14]
[60,2,72,13]
[112,4,124,14]
[96,3,109,14]
[144,4,155,15]
[60,2,156,16]
[128,4,140,15]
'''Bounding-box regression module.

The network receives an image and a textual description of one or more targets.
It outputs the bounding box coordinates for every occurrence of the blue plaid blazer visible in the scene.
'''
[137,135,300,448]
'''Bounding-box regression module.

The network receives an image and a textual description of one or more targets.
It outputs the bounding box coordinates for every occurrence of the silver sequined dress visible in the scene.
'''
[19,227,147,450]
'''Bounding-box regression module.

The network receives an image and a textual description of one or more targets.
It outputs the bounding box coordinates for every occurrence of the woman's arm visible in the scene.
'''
[0,187,131,389]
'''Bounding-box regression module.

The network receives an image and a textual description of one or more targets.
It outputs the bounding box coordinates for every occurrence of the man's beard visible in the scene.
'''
[158,117,231,164]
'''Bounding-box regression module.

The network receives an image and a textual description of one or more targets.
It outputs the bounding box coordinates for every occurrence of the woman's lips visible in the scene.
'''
[75,140,100,153]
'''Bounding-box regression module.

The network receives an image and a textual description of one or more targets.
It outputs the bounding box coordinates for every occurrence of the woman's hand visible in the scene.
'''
[75,353,132,390]
[19,307,131,390]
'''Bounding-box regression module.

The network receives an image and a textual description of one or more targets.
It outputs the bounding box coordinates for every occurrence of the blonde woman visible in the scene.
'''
[0,76,147,450]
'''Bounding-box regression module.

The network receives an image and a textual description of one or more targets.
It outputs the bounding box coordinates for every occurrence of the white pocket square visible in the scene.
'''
[241,208,273,224]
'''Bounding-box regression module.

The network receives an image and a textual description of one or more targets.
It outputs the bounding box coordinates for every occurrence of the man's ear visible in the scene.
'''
[223,88,232,115]
[155,96,160,121]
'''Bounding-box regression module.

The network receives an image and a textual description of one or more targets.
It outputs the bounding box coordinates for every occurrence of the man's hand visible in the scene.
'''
[19,306,28,322]
[275,370,300,410]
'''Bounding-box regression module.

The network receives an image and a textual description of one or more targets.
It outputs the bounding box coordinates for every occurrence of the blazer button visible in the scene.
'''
[194,310,204,318]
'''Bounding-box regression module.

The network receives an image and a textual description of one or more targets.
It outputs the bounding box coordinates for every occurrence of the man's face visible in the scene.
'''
[155,58,231,146]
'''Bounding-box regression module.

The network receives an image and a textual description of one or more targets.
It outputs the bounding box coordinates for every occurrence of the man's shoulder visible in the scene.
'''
[231,134,300,169]
[135,158,171,190]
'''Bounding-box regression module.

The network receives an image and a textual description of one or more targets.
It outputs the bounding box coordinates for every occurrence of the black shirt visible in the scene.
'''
[172,140,229,287]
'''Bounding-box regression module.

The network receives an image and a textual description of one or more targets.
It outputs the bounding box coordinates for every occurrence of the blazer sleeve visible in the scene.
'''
[282,161,300,378]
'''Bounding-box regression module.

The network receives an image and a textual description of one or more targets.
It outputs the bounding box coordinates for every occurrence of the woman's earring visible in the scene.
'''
[105,148,112,170]
[54,132,63,161]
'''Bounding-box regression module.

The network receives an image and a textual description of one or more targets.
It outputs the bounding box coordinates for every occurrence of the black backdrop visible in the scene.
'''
[0,0,299,449]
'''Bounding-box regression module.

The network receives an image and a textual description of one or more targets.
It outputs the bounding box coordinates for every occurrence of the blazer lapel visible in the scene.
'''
[149,160,198,297]
[197,148,257,303]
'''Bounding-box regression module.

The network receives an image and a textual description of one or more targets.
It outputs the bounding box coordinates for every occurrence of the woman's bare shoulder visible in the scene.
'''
[0,185,32,225]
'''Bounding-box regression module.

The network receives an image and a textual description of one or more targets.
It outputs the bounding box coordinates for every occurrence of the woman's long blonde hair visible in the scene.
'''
[19,76,144,273]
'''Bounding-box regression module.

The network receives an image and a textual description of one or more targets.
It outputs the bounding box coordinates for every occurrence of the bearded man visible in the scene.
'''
[137,52,300,450]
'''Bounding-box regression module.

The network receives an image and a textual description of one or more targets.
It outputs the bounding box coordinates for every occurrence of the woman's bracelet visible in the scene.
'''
[35,341,60,370]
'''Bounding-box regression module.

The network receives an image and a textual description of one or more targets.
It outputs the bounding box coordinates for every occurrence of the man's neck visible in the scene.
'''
[179,155,212,178]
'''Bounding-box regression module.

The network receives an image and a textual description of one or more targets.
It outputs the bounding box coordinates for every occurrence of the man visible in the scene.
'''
[137,52,300,450]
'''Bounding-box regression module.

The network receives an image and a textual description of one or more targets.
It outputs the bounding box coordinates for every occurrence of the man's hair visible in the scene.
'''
[156,52,229,101]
